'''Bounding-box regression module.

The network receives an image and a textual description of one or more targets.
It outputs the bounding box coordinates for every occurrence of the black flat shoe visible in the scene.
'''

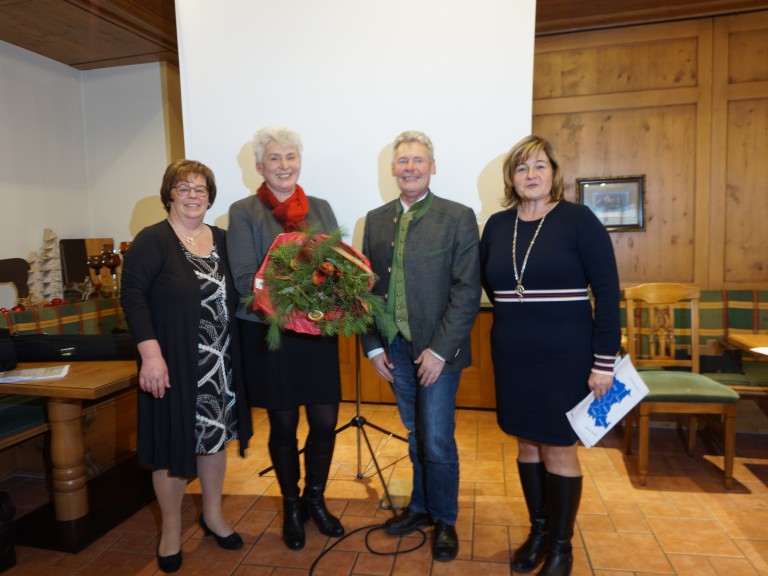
[384,507,432,536]
[432,522,459,562]
[157,551,182,573]
[199,514,244,550]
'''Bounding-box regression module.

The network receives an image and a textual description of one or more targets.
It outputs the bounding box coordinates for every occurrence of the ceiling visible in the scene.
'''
[1,0,768,70]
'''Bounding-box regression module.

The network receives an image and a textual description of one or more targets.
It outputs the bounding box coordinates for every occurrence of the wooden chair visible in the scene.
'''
[622,283,740,488]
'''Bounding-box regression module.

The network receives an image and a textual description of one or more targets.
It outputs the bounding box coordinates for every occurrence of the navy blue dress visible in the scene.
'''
[480,201,620,445]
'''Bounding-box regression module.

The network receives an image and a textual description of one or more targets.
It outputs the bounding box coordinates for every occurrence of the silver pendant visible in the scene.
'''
[515,283,524,302]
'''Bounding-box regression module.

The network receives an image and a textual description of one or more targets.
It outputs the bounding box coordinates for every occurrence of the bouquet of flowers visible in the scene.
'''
[246,228,396,350]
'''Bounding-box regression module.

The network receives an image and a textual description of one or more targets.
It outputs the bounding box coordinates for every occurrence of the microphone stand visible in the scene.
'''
[332,338,407,510]
[258,336,407,511]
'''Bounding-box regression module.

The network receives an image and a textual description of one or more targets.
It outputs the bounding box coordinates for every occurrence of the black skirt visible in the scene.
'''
[239,320,341,410]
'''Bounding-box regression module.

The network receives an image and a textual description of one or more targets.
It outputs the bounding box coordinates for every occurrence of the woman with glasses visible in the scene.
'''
[121,159,253,573]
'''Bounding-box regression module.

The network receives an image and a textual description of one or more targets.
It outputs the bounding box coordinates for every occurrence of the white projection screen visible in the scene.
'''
[176,0,536,245]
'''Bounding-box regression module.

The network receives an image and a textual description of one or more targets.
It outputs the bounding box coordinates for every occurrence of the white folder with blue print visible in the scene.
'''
[566,355,649,448]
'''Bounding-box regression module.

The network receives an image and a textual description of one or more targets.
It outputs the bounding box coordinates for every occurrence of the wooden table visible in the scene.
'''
[0,360,137,522]
[726,333,768,356]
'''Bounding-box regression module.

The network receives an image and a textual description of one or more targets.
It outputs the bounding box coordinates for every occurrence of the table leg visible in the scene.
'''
[47,397,88,521]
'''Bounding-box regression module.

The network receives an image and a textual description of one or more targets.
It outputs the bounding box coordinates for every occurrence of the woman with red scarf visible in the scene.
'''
[227,126,344,550]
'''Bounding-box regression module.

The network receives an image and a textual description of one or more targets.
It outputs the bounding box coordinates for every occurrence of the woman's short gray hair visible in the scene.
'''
[251,125,303,164]
[392,130,434,162]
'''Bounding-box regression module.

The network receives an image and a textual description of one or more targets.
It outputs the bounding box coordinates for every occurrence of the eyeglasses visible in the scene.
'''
[173,184,209,197]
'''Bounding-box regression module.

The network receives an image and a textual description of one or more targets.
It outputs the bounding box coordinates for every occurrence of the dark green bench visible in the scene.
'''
[0,395,48,451]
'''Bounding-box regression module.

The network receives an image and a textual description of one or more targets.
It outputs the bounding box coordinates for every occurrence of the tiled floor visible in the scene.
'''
[2,400,768,575]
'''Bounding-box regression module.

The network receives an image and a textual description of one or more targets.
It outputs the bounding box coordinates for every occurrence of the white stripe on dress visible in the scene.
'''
[494,288,589,303]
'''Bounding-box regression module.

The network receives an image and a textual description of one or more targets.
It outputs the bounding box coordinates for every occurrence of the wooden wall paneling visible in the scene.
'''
[727,25,768,83]
[338,335,358,402]
[709,18,730,288]
[454,311,495,409]
[725,14,768,286]
[348,311,495,409]
[534,19,719,287]
[535,0,768,36]
[711,12,768,288]
[693,20,715,289]
[356,350,396,404]
[723,99,768,284]
[534,106,700,285]
[534,38,699,100]
[533,20,705,88]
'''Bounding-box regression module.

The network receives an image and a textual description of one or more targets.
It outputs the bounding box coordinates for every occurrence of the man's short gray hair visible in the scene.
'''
[392,130,434,162]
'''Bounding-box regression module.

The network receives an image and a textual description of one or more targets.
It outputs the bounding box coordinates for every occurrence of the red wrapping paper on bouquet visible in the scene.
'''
[251,232,375,336]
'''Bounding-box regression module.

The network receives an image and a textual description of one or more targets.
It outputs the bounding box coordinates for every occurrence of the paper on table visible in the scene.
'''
[566,355,649,448]
[0,364,70,382]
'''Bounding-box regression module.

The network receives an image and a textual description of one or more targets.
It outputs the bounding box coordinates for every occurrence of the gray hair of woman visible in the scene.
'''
[392,130,435,162]
[501,134,565,208]
[251,125,303,165]
[159,159,217,213]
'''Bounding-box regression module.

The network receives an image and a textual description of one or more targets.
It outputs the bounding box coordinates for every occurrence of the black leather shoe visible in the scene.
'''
[384,507,432,536]
[432,522,459,562]
[157,551,182,573]
[199,514,244,550]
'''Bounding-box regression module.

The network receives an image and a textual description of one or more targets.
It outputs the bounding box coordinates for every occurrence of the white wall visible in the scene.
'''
[176,0,537,246]
[82,63,177,244]
[0,39,176,266]
[0,40,88,261]
[1,0,535,284]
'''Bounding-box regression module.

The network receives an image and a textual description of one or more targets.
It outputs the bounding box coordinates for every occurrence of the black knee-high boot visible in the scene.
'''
[269,443,309,550]
[302,440,344,537]
[537,473,582,576]
[511,462,548,573]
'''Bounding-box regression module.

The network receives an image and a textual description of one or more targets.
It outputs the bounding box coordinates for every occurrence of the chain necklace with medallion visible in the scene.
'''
[512,206,551,303]
[168,218,205,246]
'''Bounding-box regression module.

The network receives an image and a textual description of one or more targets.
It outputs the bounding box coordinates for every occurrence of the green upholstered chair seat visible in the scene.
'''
[703,371,752,386]
[743,363,768,385]
[703,363,768,388]
[640,371,741,403]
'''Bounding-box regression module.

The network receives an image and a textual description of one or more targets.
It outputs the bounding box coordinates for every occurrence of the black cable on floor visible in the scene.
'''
[308,523,428,575]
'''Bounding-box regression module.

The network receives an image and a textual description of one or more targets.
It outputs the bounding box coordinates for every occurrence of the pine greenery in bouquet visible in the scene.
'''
[245,228,396,350]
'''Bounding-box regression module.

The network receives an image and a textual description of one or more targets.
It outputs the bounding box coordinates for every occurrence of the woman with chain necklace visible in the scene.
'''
[122,160,253,573]
[480,135,620,576]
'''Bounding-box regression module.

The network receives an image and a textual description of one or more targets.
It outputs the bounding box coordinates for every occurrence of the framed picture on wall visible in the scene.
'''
[576,175,645,232]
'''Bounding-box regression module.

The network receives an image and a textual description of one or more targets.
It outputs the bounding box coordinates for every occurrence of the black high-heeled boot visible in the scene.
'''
[511,461,548,573]
[269,443,309,550]
[302,440,344,537]
[537,473,582,576]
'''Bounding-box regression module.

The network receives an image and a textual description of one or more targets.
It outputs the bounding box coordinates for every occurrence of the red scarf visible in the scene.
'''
[256,182,309,232]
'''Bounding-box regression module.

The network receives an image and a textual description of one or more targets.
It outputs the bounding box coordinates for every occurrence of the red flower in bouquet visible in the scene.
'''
[246,228,396,350]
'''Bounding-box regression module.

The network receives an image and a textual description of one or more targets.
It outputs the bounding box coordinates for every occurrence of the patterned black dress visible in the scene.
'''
[182,243,238,453]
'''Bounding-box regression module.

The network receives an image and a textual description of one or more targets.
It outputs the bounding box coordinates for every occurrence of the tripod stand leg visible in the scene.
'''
[358,424,397,512]
[361,419,407,443]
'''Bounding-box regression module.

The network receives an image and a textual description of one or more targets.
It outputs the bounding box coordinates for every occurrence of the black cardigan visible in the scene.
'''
[121,220,252,477]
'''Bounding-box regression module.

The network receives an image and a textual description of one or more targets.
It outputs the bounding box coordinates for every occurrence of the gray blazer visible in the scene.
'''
[227,193,338,321]
[361,193,481,372]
